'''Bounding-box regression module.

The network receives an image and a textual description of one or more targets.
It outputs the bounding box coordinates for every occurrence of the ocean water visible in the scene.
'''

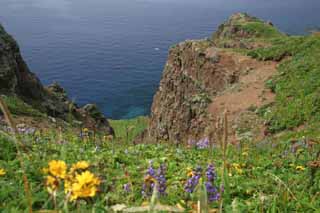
[0,0,319,119]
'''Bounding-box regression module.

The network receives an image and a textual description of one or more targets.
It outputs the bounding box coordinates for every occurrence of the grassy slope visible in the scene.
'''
[248,35,320,132]
[1,95,44,117]
[109,116,148,142]
[0,129,319,212]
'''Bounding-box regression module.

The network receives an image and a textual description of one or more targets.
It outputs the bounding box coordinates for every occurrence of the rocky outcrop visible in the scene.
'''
[0,24,113,134]
[148,13,280,143]
[148,39,239,142]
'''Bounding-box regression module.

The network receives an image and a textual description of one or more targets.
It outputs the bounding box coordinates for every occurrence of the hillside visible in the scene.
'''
[0,24,114,135]
[0,13,320,212]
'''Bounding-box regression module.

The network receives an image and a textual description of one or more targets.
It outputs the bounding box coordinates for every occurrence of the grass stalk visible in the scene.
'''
[219,110,229,213]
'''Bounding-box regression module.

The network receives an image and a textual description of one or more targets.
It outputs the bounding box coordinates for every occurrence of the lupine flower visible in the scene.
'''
[123,183,131,193]
[196,138,210,149]
[205,164,220,202]
[142,161,157,197]
[184,166,202,193]
[156,164,167,196]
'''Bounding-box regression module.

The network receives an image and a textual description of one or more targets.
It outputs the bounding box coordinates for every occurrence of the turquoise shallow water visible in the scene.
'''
[0,0,319,119]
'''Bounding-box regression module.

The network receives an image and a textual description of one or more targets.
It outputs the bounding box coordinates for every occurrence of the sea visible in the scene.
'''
[0,0,319,119]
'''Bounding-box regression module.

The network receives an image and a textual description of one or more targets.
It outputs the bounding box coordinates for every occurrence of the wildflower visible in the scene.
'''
[123,183,131,193]
[205,164,220,202]
[41,167,49,174]
[71,161,90,172]
[46,175,59,193]
[0,168,6,176]
[69,171,101,201]
[296,166,306,171]
[48,160,67,179]
[242,152,249,157]
[196,138,210,149]
[156,164,167,196]
[142,162,157,197]
[187,168,194,177]
[232,163,243,175]
[184,166,202,193]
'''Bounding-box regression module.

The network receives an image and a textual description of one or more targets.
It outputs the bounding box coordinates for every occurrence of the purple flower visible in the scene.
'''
[156,164,167,196]
[142,162,156,197]
[184,166,202,193]
[205,164,220,202]
[196,138,210,149]
[142,162,167,197]
[123,183,131,193]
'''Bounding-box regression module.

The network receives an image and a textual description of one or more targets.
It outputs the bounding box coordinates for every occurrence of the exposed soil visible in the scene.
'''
[208,50,278,143]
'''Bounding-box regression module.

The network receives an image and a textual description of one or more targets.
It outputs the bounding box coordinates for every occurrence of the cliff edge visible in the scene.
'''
[148,13,286,143]
[0,23,113,134]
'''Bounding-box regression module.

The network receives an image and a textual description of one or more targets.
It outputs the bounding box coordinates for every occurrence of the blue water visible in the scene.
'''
[1,0,319,119]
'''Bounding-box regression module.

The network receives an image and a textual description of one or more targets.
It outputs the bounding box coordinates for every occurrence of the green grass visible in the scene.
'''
[0,127,319,212]
[239,21,284,39]
[248,35,320,132]
[1,95,44,117]
[110,116,148,142]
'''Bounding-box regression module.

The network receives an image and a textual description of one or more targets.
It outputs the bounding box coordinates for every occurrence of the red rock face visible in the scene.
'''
[148,39,240,143]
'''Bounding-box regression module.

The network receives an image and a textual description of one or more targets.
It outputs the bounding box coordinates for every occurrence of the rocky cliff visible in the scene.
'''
[148,13,282,143]
[0,23,113,134]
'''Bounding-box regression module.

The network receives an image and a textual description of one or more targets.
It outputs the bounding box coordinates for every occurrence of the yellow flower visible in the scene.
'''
[68,171,100,201]
[232,163,243,174]
[48,160,67,179]
[296,166,305,171]
[76,171,100,185]
[186,168,194,177]
[41,167,49,174]
[232,163,241,169]
[45,175,59,194]
[236,168,243,174]
[0,168,6,176]
[242,152,249,157]
[71,183,97,200]
[144,174,156,184]
[71,161,90,172]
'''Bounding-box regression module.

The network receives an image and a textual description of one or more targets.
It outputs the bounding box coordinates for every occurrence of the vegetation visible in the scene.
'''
[1,95,44,117]
[0,111,319,212]
[110,116,148,143]
[248,34,320,132]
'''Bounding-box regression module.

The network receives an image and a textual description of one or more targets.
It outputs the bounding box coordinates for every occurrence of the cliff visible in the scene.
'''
[148,13,287,143]
[0,23,113,134]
